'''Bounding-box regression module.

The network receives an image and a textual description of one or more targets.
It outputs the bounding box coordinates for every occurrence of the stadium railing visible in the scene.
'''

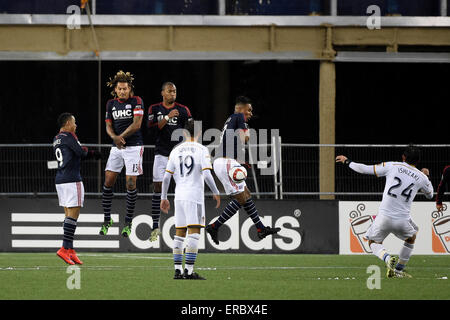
[0,0,447,16]
[1,143,448,201]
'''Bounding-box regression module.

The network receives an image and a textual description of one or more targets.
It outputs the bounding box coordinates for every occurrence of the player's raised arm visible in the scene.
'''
[336,155,386,176]
[420,169,434,200]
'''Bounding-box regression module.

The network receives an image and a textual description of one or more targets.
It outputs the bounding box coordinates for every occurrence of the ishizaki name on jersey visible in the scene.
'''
[105,96,144,147]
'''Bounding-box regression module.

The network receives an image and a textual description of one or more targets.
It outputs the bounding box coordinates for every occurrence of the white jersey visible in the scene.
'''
[374,161,433,219]
[165,141,213,204]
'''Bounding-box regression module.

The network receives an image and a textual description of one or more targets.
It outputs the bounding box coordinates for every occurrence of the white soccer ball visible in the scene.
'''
[228,166,247,183]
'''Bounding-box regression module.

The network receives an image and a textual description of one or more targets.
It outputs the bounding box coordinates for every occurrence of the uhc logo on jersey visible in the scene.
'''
[112,109,133,120]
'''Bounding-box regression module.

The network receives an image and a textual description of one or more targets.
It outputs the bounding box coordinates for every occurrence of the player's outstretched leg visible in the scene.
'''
[206,199,241,244]
[183,233,205,280]
[242,198,281,239]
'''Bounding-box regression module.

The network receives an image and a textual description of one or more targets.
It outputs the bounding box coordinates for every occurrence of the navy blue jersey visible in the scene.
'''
[147,102,192,156]
[219,113,249,160]
[105,96,144,147]
[53,131,88,184]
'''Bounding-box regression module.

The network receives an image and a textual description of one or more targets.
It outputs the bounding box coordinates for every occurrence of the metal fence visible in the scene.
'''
[0,144,449,201]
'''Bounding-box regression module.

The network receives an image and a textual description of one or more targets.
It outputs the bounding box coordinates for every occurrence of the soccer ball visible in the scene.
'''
[228,166,247,183]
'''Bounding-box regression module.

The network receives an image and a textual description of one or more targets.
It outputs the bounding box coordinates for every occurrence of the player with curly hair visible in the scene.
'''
[99,70,145,238]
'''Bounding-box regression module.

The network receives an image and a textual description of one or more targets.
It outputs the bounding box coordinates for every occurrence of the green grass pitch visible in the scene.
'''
[0,253,449,300]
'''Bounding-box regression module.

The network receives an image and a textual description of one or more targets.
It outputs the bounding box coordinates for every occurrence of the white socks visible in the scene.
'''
[185,233,200,275]
[370,242,391,265]
[173,233,200,275]
[173,235,185,272]
[397,242,414,271]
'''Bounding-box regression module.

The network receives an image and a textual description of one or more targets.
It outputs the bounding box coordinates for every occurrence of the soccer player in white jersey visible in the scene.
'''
[336,145,434,278]
[160,120,221,280]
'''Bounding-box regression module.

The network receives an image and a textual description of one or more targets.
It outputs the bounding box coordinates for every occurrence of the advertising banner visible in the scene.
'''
[339,201,450,255]
[1,198,339,254]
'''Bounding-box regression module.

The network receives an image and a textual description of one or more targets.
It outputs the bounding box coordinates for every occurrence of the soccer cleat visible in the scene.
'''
[99,219,114,235]
[386,256,398,278]
[183,269,206,280]
[121,222,132,237]
[149,228,162,242]
[173,269,184,280]
[393,270,413,278]
[257,226,281,239]
[205,224,219,245]
[68,249,83,265]
[57,247,75,265]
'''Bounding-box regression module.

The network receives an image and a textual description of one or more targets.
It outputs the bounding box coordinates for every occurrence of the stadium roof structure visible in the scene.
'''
[0,14,449,62]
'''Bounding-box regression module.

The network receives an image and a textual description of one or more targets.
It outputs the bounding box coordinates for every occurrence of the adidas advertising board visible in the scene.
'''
[0,198,339,253]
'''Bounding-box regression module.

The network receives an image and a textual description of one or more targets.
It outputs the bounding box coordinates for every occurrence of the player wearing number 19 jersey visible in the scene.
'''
[160,120,220,280]
[336,145,433,278]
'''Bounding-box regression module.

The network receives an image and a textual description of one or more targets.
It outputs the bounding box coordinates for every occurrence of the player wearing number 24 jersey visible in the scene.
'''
[336,145,433,279]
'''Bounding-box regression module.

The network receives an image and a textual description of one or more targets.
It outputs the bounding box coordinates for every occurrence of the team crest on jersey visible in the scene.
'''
[125,104,132,109]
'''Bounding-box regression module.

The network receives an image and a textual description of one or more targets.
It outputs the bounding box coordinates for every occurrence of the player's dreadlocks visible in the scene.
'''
[106,70,135,97]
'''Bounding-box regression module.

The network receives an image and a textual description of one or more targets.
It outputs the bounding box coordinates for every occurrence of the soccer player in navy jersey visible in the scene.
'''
[436,165,450,212]
[53,113,101,265]
[99,71,145,237]
[205,96,280,244]
[147,82,193,241]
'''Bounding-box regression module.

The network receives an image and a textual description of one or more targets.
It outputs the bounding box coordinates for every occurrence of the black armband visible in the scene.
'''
[344,159,352,166]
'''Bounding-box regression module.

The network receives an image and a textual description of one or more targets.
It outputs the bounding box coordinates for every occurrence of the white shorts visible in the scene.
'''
[364,214,419,243]
[213,157,246,195]
[174,200,205,228]
[56,182,84,208]
[153,154,168,182]
[105,146,144,176]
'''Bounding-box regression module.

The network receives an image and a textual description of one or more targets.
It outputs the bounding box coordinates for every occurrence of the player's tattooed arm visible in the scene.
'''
[119,115,143,140]
[106,121,125,149]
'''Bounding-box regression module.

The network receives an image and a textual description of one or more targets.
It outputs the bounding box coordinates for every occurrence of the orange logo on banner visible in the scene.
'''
[348,203,374,253]
[431,205,450,254]
[432,231,446,253]
[350,225,364,253]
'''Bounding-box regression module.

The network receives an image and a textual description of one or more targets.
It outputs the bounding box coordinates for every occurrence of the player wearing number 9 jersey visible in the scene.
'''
[53,113,101,266]
[336,145,433,278]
